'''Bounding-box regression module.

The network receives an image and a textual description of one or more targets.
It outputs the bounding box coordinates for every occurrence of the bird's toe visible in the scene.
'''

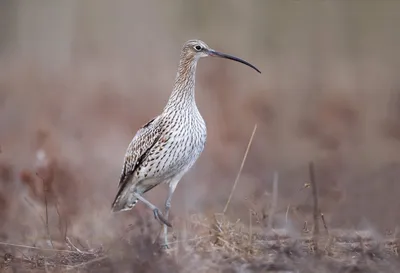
[153,209,172,228]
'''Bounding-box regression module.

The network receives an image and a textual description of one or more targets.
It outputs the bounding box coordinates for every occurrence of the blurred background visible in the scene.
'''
[0,0,400,245]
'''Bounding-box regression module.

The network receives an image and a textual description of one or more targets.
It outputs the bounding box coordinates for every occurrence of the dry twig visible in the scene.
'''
[321,213,329,234]
[36,172,54,248]
[65,256,107,271]
[0,241,92,254]
[223,124,257,214]
[309,162,320,253]
[268,171,278,229]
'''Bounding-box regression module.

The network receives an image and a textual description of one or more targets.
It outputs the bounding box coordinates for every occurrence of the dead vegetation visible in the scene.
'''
[1,214,400,272]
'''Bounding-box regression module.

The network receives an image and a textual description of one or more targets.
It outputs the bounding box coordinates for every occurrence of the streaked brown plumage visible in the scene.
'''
[111,39,260,248]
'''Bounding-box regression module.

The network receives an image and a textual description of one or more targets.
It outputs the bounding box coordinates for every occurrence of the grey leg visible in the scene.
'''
[163,186,174,247]
[162,177,181,248]
[132,192,172,227]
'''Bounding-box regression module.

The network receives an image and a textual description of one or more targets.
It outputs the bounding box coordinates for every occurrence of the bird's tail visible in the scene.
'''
[111,190,138,212]
[112,170,138,212]
[111,176,139,212]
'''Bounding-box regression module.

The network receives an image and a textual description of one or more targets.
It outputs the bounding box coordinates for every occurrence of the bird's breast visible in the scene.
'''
[153,116,206,176]
[137,110,206,182]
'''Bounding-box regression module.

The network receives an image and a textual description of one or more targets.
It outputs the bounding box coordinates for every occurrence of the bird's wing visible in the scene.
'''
[116,116,162,190]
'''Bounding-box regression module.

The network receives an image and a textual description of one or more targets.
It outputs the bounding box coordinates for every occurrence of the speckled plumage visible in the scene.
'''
[111,39,260,247]
[111,40,207,213]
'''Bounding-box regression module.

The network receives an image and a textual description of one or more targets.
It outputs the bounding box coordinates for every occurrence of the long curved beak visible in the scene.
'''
[207,49,261,74]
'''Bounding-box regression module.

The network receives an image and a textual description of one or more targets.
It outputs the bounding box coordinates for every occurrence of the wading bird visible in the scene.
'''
[111,39,260,247]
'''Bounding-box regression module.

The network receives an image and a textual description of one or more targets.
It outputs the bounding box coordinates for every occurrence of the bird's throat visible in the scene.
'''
[165,57,198,112]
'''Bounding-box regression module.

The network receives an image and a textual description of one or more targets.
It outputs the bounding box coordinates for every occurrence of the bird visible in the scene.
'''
[111,39,260,248]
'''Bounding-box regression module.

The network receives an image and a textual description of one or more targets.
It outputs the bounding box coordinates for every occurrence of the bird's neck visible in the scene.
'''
[164,56,198,113]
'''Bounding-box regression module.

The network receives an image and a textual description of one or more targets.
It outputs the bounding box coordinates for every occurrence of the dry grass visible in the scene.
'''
[1,214,400,272]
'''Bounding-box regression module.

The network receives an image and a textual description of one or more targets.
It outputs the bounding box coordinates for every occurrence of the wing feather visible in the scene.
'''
[111,116,162,209]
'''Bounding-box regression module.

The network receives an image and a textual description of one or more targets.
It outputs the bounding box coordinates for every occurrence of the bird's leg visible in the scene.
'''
[132,192,172,227]
[161,178,180,248]
[162,186,174,248]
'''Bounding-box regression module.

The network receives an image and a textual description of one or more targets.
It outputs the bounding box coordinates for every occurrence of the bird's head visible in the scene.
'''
[181,39,261,73]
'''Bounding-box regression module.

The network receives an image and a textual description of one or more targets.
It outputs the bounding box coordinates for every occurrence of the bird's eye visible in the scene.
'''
[194,45,202,51]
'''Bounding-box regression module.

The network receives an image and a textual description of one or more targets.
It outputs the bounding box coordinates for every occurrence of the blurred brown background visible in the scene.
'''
[0,0,400,244]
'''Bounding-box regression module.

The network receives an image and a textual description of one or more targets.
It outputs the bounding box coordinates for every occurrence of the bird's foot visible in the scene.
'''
[152,235,171,252]
[153,209,172,228]
[160,242,170,250]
